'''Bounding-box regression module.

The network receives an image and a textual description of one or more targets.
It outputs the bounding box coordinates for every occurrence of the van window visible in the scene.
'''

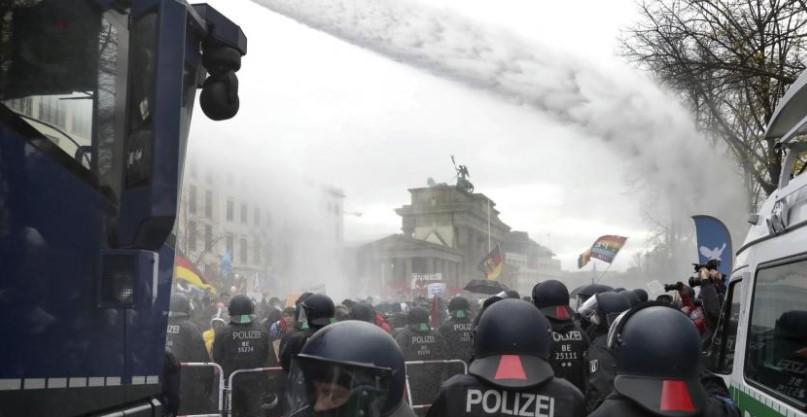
[708,279,742,374]
[745,259,807,408]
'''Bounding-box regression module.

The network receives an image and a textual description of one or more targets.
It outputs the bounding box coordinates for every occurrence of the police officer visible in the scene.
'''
[589,303,739,417]
[280,293,335,371]
[394,306,448,360]
[439,296,474,363]
[427,299,585,417]
[532,280,589,394]
[166,294,211,414]
[395,306,448,410]
[212,295,277,417]
[284,320,416,417]
[581,291,630,412]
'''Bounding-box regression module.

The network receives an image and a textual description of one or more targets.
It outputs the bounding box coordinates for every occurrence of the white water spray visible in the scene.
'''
[251,0,748,238]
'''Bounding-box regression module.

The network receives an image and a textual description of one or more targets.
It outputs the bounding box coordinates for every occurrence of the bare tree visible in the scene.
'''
[623,0,807,206]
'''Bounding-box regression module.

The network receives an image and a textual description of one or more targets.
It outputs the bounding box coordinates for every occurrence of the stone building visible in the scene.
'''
[355,184,511,297]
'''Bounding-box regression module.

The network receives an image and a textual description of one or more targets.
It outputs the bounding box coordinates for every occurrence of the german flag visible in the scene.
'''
[174,250,216,293]
[479,245,505,281]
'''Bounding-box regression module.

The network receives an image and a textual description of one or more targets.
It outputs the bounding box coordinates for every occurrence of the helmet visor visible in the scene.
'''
[286,356,392,417]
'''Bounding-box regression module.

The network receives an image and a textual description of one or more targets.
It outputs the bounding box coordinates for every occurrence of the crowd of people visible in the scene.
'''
[163,260,738,417]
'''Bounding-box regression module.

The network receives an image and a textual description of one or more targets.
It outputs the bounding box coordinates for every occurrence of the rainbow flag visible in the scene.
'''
[578,235,627,268]
[174,250,216,293]
[479,245,505,280]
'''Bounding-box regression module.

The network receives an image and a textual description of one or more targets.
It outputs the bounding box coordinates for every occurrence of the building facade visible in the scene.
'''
[502,231,563,296]
[356,184,513,297]
[175,157,345,296]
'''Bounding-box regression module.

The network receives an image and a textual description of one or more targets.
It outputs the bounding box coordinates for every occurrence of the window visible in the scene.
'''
[255,208,261,226]
[254,239,261,264]
[205,224,213,250]
[707,279,742,374]
[225,234,234,255]
[240,238,248,264]
[241,203,248,224]
[188,185,197,214]
[205,190,213,218]
[745,258,807,408]
[188,221,197,251]
[226,199,234,222]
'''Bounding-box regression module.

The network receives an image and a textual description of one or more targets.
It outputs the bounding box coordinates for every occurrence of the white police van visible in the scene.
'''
[707,70,807,417]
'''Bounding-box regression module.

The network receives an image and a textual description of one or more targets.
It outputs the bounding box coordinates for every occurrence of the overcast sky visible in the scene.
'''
[190,0,658,271]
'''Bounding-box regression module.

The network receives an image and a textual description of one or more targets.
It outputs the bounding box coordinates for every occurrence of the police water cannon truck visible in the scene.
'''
[706,69,807,417]
[0,1,245,415]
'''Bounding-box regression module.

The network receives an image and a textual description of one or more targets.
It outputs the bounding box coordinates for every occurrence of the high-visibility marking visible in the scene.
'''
[494,355,527,381]
[0,375,156,390]
[555,306,570,320]
[0,379,22,390]
[48,378,67,389]
[23,379,46,390]
[68,377,87,388]
[659,380,694,412]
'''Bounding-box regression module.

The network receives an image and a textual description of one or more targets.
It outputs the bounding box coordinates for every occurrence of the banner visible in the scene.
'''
[578,235,627,268]
[478,245,504,280]
[692,215,733,277]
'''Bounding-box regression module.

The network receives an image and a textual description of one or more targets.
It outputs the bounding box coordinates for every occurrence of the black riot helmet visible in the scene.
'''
[228,295,255,324]
[531,280,573,321]
[470,299,554,389]
[624,290,642,307]
[607,303,707,416]
[595,291,631,328]
[286,321,406,417]
[349,302,376,323]
[448,296,471,319]
[170,293,191,317]
[633,288,649,303]
[407,307,430,332]
[300,293,336,330]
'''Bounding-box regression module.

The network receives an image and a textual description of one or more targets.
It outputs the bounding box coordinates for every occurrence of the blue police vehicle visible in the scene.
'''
[0,1,245,415]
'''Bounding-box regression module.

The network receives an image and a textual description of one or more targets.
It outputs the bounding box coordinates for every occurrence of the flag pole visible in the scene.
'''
[487,199,491,252]
[595,261,613,283]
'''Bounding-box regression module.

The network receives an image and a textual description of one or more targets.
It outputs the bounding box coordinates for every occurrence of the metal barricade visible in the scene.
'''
[226,366,285,417]
[404,359,468,412]
[179,362,225,417]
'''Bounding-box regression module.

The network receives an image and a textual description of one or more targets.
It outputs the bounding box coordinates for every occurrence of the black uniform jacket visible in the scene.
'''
[426,373,586,417]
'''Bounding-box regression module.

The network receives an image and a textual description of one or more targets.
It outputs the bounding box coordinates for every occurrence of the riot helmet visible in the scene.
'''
[624,290,642,307]
[531,280,573,320]
[170,293,191,317]
[448,296,471,319]
[595,291,631,328]
[300,294,336,330]
[633,288,649,303]
[470,299,554,388]
[407,307,430,332]
[285,321,406,417]
[349,302,376,323]
[228,295,255,324]
[607,303,707,416]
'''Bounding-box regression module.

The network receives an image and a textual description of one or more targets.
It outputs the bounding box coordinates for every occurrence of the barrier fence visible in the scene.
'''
[404,359,469,412]
[178,362,224,417]
[178,359,468,416]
